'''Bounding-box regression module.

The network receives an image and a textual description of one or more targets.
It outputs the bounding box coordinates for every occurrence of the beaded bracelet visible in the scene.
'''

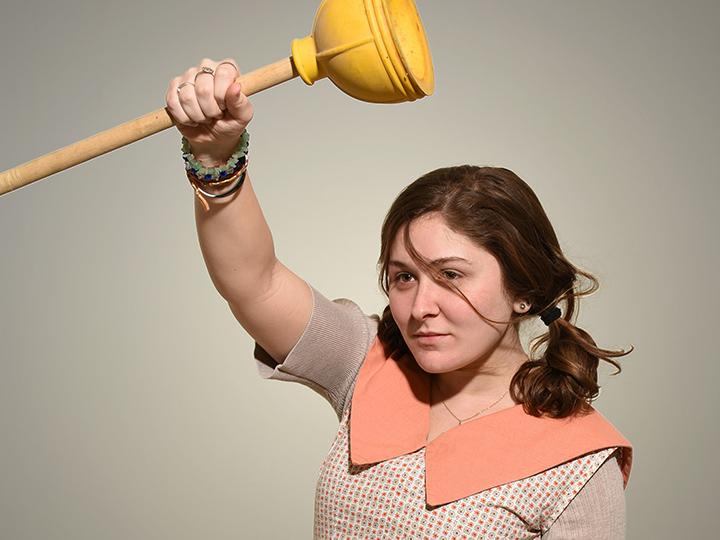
[181,130,250,210]
[182,129,249,183]
[187,154,246,185]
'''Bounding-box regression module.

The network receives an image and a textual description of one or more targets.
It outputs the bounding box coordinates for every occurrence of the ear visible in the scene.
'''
[513,300,532,314]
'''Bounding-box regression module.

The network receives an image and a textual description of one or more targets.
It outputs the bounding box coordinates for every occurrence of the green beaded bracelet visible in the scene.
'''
[181,130,250,183]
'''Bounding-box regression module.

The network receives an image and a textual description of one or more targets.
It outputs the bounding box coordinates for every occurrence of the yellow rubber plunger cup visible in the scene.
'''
[0,0,434,196]
[292,0,434,103]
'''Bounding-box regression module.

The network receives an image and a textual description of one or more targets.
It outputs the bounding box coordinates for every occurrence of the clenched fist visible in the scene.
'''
[166,58,253,167]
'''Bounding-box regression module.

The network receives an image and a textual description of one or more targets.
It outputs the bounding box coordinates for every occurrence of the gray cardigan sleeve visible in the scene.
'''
[543,450,626,539]
[253,285,378,420]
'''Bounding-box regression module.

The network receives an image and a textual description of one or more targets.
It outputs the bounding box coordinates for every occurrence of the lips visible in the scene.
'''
[413,332,449,345]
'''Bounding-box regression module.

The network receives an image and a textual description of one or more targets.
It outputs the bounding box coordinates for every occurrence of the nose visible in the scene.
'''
[410,278,441,320]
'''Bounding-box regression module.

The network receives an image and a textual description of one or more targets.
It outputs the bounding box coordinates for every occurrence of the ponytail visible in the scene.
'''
[510,270,633,418]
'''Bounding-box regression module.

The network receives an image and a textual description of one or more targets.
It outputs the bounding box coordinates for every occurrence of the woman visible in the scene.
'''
[166,58,633,539]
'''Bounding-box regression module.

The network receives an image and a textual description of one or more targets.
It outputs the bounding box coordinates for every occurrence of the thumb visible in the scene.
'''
[225,81,249,120]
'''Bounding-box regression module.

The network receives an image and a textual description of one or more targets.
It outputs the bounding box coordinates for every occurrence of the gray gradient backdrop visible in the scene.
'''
[1,1,718,538]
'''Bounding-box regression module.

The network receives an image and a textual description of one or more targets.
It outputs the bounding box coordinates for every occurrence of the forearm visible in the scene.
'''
[194,172,277,302]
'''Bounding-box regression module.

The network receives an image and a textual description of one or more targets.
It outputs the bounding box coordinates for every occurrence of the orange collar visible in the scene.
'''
[349,337,633,506]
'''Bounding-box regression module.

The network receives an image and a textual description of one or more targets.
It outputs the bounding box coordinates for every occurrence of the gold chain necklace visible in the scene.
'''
[434,379,510,425]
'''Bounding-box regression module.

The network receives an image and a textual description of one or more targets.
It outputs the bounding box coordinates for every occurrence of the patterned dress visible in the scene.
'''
[316,405,618,539]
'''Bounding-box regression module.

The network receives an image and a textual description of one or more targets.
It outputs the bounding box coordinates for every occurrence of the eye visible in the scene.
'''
[391,272,415,285]
[441,270,462,280]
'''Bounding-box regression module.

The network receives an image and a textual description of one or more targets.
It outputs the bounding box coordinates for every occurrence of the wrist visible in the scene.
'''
[182,131,249,177]
[186,134,246,168]
[191,142,241,168]
[193,152,233,168]
[181,131,250,211]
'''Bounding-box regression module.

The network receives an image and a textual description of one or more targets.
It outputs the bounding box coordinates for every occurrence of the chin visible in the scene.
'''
[409,349,464,374]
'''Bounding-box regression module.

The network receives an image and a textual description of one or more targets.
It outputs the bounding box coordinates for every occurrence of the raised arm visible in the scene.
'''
[166,57,312,363]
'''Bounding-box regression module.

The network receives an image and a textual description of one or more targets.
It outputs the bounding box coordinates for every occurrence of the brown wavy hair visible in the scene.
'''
[376,165,633,418]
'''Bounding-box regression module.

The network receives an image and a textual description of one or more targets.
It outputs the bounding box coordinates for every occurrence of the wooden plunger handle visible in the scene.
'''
[0,57,297,197]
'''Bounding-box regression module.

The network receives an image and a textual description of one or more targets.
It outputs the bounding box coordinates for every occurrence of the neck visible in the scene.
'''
[431,328,528,403]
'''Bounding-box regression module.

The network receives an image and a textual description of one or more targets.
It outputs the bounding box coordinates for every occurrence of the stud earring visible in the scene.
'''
[520,302,527,310]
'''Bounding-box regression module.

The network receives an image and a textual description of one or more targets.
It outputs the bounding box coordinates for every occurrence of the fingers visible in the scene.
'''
[213,58,240,111]
[165,58,242,127]
[193,58,224,120]
[176,64,211,125]
[166,75,197,127]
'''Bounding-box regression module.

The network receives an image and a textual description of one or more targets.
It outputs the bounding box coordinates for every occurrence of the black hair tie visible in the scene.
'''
[540,306,562,326]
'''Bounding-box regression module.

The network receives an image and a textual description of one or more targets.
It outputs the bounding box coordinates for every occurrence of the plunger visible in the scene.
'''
[0,0,434,197]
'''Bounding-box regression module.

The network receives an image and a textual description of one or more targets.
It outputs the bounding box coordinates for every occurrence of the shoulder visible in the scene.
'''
[543,449,626,538]
[253,286,380,419]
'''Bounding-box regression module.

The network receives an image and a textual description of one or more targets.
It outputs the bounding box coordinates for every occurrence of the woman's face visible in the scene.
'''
[387,212,525,374]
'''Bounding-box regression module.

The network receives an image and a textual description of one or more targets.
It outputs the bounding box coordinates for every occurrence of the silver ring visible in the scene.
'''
[216,61,238,74]
[177,81,195,95]
[194,66,215,81]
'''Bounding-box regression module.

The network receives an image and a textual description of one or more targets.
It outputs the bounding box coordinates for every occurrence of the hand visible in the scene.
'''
[165,58,254,166]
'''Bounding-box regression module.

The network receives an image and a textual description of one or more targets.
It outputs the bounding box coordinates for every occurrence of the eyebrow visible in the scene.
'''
[388,257,472,269]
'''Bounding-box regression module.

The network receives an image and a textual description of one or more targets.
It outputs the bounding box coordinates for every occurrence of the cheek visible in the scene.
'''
[388,293,407,325]
[453,288,514,329]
